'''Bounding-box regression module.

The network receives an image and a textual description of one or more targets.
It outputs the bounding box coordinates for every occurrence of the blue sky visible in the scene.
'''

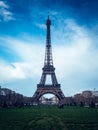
[0,0,98,97]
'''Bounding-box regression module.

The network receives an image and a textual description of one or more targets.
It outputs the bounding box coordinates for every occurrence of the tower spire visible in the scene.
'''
[46,15,51,45]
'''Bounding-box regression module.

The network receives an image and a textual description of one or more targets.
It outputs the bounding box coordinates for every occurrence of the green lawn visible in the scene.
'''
[0,106,98,130]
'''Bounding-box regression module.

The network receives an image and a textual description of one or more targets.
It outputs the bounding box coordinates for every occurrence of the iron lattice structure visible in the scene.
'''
[33,17,65,103]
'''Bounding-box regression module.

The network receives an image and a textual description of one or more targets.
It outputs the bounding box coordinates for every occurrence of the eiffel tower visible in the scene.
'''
[33,16,65,103]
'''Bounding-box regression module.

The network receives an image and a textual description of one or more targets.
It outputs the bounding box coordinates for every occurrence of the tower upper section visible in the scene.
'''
[44,16,53,66]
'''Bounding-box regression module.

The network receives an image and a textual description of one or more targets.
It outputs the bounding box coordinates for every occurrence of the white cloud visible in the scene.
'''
[0,1,14,21]
[52,19,98,95]
[0,60,26,82]
[35,23,46,29]
[0,1,8,8]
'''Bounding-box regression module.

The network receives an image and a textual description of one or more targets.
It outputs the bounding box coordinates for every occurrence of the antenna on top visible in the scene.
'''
[48,12,50,19]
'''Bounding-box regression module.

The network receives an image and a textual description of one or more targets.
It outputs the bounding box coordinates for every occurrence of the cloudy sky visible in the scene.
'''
[0,0,98,97]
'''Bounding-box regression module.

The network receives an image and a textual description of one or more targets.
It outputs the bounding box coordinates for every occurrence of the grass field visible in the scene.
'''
[0,106,98,130]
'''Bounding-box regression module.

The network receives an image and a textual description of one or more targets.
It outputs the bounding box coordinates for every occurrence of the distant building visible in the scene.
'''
[51,96,59,105]
[64,97,74,105]
[74,93,82,105]
[82,90,93,98]
[39,95,59,105]
[0,90,6,96]
[39,96,46,104]
[92,91,98,97]
[73,90,98,106]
